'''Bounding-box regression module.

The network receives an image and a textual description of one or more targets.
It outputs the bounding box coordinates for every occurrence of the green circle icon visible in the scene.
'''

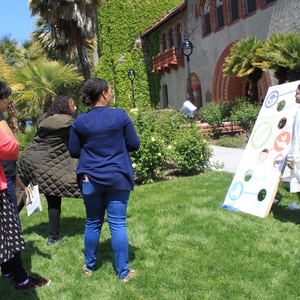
[251,121,272,149]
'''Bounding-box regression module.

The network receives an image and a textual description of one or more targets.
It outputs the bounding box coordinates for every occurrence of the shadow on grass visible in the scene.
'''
[22,216,139,275]
[22,216,86,239]
[4,240,51,298]
[271,183,300,224]
[271,204,300,224]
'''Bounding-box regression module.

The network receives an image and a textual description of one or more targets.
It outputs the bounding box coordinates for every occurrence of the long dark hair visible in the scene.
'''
[81,78,108,107]
[46,95,77,118]
[0,82,11,100]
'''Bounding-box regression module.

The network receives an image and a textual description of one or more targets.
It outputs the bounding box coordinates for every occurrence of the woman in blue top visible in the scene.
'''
[69,78,140,282]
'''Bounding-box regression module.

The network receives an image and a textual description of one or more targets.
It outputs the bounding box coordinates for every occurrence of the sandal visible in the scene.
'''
[122,270,136,283]
[82,265,93,276]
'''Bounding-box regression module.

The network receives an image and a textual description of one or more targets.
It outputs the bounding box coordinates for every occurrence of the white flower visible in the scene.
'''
[151,137,155,142]
[168,145,172,149]
[158,153,161,156]
[132,163,137,168]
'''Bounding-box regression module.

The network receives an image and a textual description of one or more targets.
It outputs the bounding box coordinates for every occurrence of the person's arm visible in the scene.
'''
[0,129,18,161]
[124,114,140,152]
[0,119,14,137]
[69,123,81,158]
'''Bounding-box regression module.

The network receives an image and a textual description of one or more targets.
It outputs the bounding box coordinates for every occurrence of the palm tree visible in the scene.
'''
[0,37,53,131]
[223,36,264,102]
[13,59,83,121]
[0,53,14,83]
[261,32,300,83]
[29,0,102,80]
[0,35,20,66]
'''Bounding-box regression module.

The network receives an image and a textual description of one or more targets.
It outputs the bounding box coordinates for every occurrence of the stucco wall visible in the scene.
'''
[185,0,274,108]
[148,0,300,110]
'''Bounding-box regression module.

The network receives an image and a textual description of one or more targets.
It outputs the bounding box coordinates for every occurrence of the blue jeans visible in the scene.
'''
[82,180,130,279]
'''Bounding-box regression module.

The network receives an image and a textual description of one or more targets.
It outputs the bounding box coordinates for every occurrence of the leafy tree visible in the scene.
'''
[223,36,264,102]
[29,0,102,80]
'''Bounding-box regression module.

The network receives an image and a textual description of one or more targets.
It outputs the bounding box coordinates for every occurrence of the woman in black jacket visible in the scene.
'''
[18,95,81,245]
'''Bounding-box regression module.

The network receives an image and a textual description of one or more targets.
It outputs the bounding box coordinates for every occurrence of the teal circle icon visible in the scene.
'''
[229,182,243,201]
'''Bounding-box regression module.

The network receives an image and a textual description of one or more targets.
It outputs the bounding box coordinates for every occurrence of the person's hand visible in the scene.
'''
[23,186,28,197]
[287,161,294,169]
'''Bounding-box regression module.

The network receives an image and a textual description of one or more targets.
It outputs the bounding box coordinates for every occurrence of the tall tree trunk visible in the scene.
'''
[7,99,19,133]
[248,68,263,103]
[76,42,92,80]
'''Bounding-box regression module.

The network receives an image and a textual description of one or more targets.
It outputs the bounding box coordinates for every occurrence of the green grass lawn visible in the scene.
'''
[1,171,300,299]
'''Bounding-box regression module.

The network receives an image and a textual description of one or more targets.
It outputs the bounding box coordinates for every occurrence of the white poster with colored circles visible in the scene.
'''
[223,80,300,218]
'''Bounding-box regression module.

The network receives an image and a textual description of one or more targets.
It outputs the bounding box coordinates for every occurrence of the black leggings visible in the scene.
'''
[45,195,62,239]
[1,251,28,284]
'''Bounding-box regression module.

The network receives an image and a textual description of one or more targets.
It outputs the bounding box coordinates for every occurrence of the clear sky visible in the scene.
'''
[0,0,35,43]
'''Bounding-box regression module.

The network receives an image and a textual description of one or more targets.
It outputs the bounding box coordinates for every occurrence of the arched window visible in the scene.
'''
[204,0,211,35]
[230,0,239,22]
[216,0,224,29]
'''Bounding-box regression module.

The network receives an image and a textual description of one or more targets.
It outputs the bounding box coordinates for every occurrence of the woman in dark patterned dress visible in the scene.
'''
[0,81,50,290]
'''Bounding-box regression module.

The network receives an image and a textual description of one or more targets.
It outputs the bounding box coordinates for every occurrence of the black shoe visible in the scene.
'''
[15,277,51,290]
[1,272,12,278]
[46,237,67,245]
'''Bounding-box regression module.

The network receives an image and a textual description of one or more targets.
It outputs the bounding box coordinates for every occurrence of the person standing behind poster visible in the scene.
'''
[287,84,300,193]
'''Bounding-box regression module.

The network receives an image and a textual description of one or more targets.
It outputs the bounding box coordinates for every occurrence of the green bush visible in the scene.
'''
[199,98,260,138]
[130,109,213,183]
[170,123,212,174]
[199,100,235,134]
[230,100,260,139]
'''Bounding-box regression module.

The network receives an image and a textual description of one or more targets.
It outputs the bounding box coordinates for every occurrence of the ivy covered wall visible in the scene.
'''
[95,0,182,111]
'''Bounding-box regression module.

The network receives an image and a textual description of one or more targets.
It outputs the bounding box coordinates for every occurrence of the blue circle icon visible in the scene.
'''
[264,91,279,108]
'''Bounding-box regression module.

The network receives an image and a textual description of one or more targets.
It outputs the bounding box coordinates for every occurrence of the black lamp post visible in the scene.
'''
[181,37,194,104]
[128,69,136,108]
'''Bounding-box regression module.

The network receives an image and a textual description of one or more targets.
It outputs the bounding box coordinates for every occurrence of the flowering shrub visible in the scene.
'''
[130,132,167,184]
[130,109,213,184]
[170,124,212,174]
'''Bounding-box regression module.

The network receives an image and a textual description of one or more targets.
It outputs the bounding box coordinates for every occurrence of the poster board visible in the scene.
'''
[223,80,300,218]
[25,183,42,216]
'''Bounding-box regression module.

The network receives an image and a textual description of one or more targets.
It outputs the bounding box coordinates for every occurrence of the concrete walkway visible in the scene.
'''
[209,145,290,182]
[209,145,244,174]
